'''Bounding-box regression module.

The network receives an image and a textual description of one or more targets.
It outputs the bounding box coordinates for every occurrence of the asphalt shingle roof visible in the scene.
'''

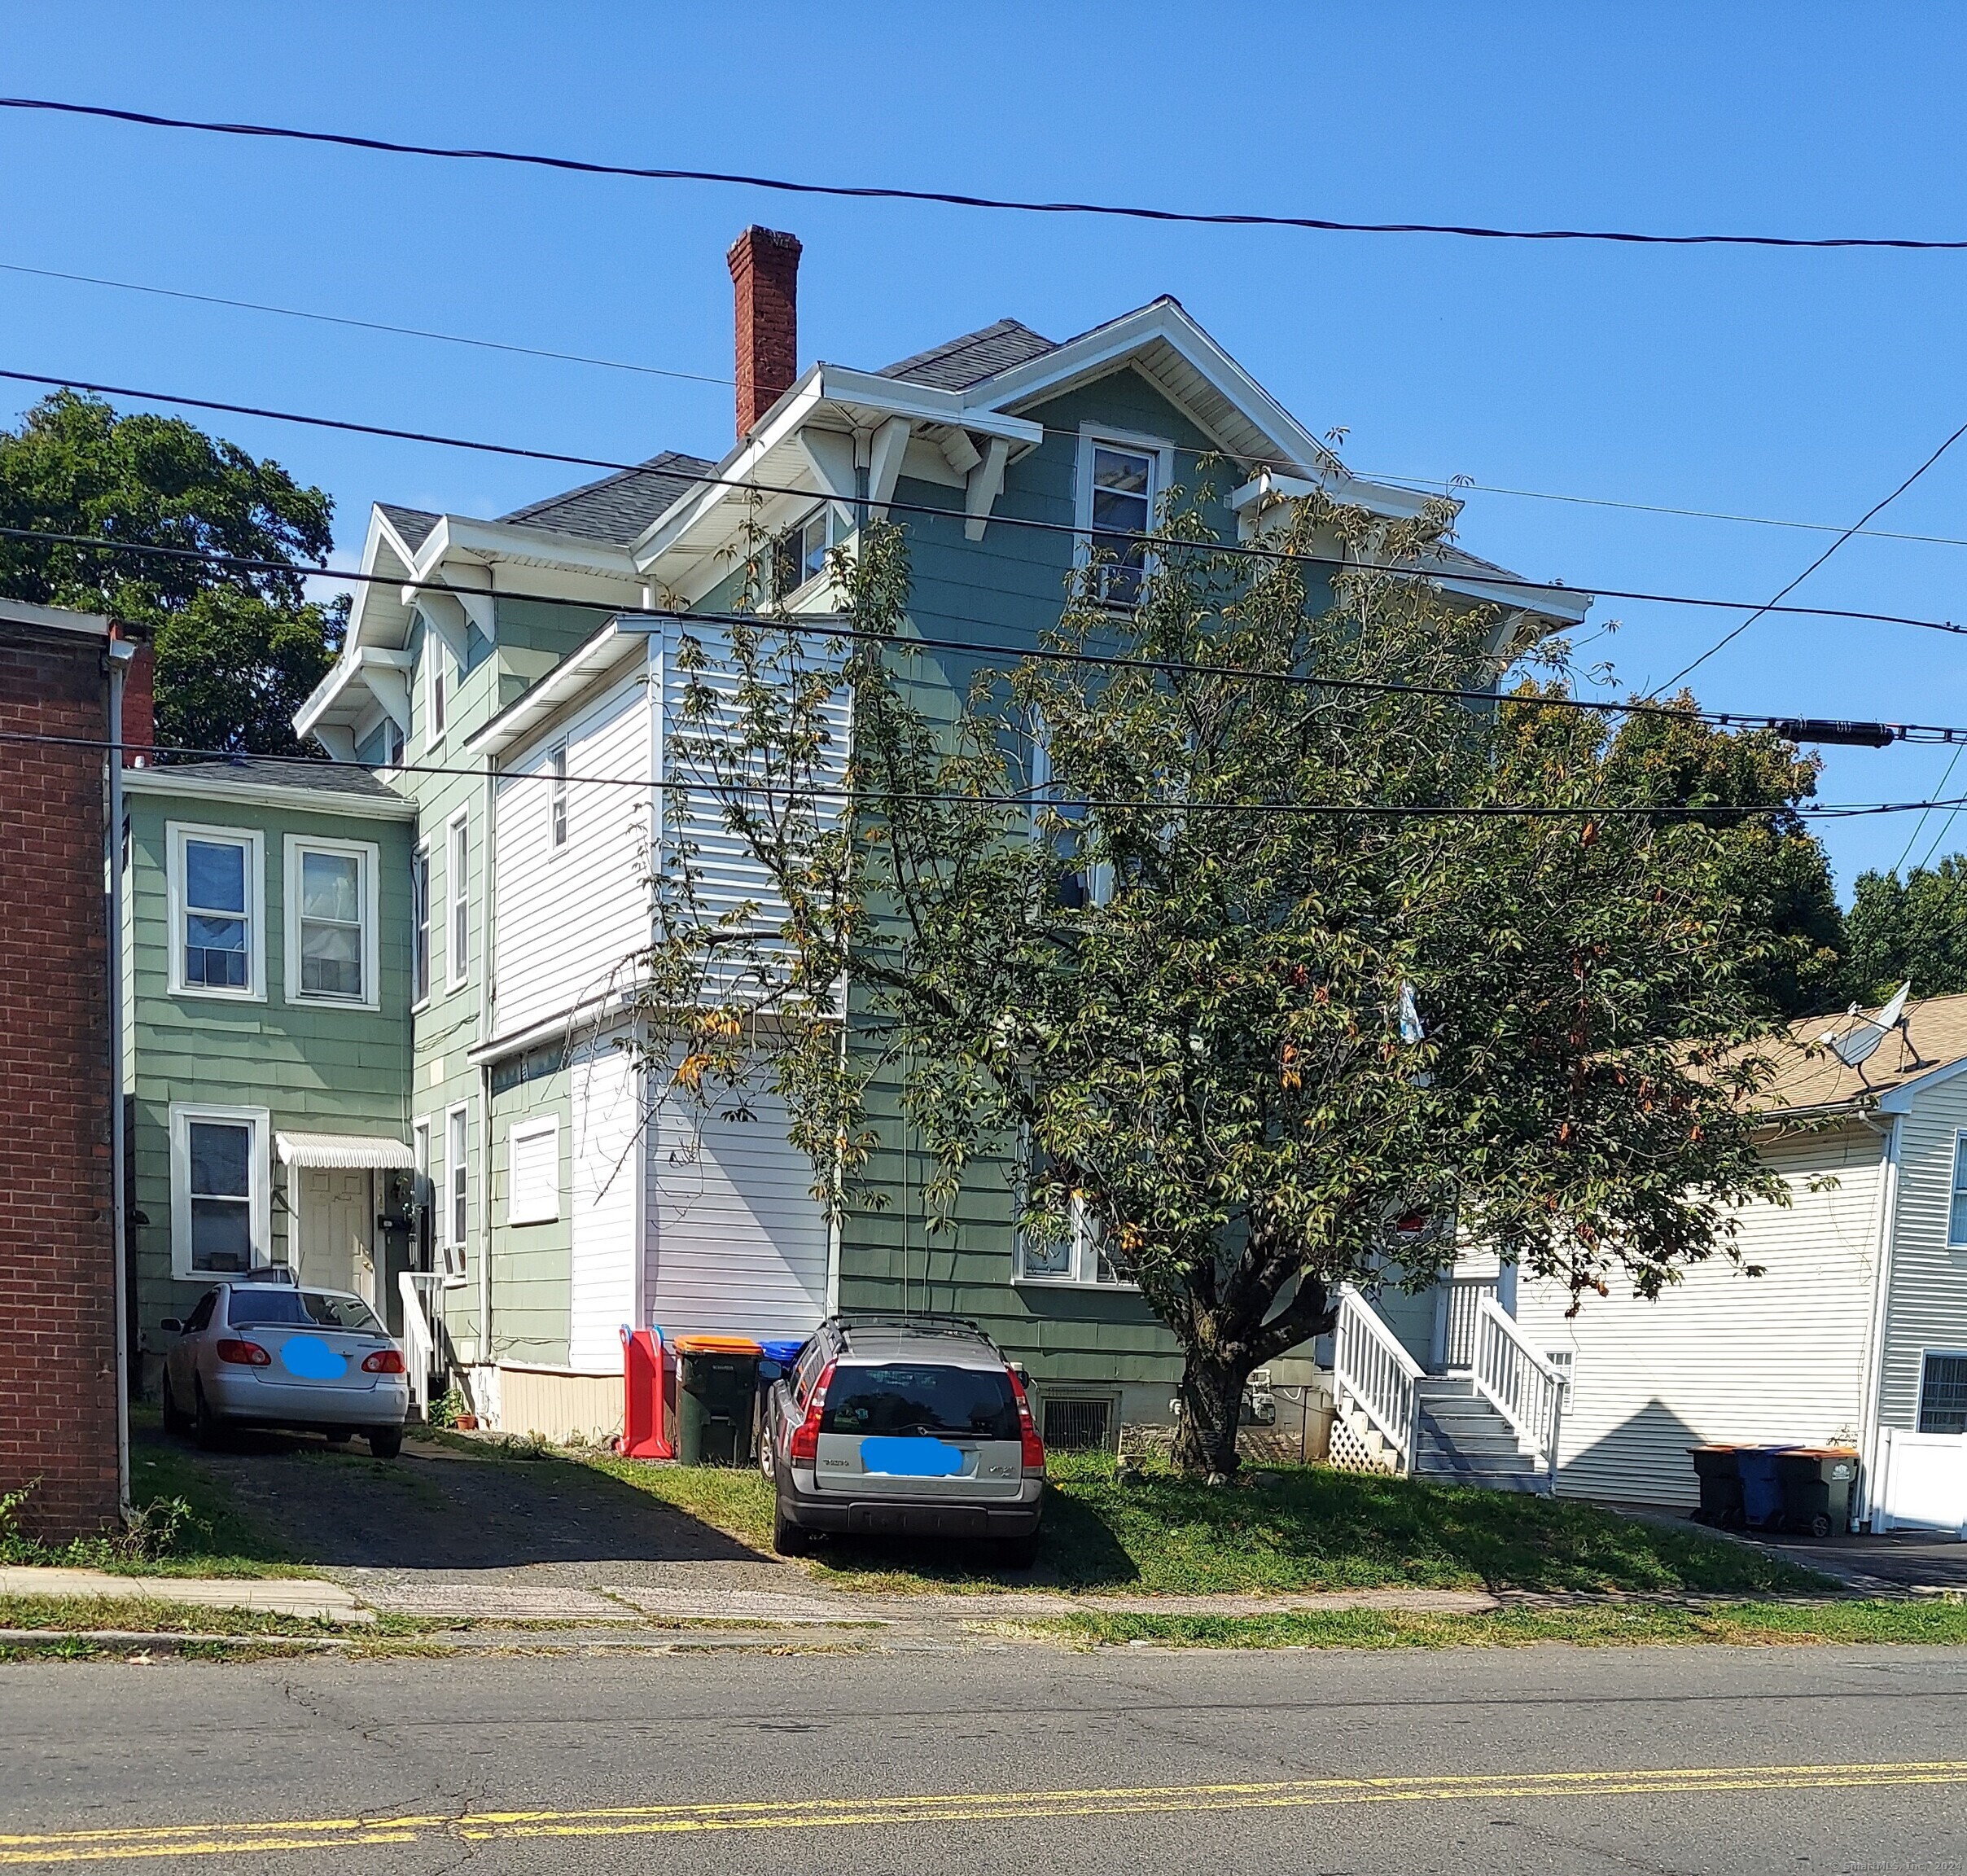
[878,318,1058,392]
[1734,991,1967,1113]
[498,452,716,546]
[377,505,439,554]
[151,758,405,800]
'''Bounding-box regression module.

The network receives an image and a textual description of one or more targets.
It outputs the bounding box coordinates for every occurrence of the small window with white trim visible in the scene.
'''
[507,1116,561,1225]
[412,1118,433,1268]
[410,844,432,1006]
[1075,435,1163,607]
[427,636,448,745]
[1919,1352,1967,1434]
[550,743,569,849]
[284,835,379,1006]
[446,812,470,990]
[773,506,835,600]
[445,1103,471,1254]
[169,1104,269,1277]
[168,824,264,1000]
[1949,1133,1967,1246]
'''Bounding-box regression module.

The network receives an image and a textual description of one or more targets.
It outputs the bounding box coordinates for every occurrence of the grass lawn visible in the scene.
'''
[585,1449,1829,1597]
[1019,1600,1967,1650]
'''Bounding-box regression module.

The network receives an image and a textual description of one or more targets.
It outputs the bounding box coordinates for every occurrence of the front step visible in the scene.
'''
[1411,1376,1548,1493]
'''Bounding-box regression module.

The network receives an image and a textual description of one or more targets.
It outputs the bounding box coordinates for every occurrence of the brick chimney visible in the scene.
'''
[727,226,801,440]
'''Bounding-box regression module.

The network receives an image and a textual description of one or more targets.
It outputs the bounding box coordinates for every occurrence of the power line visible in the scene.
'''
[6,365,1965,642]
[20,255,1967,559]
[8,96,1967,252]
[4,725,1959,821]
[1656,414,1967,693]
[4,519,1962,744]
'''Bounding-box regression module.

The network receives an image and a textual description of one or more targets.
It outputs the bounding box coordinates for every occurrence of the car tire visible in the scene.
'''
[772,1498,811,1557]
[367,1426,404,1460]
[160,1374,188,1437]
[193,1383,223,1450]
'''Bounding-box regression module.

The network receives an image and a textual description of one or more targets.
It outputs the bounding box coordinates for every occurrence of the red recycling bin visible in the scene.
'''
[618,1326,675,1459]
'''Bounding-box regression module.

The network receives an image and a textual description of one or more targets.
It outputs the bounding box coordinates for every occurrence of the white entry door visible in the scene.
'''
[297,1168,374,1305]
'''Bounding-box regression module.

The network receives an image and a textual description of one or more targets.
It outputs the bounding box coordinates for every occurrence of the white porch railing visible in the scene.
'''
[398,1269,444,1420]
[1470,1295,1564,1489]
[1432,1274,1499,1372]
[1334,1282,1425,1474]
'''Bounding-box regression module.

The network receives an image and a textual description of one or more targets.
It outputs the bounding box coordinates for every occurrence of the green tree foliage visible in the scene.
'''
[637,496,1791,1473]
[1843,858,1967,1004]
[1602,703,1845,1018]
[0,390,344,755]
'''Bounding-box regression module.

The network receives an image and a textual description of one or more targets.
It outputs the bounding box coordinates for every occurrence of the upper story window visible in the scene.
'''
[1075,432,1168,607]
[446,813,470,990]
[285,836,379,1007]
[410,844,432,1006]
[1950,1131,1967,1246]
[550,743,569,849]
[427,636,449,744]
[446,1102,471,1251]
[168,824,265,1002]
[1019,1190,1131,1286]
[773,506,834,601]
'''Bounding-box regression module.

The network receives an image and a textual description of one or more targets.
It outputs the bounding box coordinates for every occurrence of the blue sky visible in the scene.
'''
[3,3,1965,895]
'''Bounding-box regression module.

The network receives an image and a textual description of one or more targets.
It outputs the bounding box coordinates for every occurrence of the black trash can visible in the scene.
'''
[673,1335,762,1466]
[1775,1448,1858,1540]
[1688,1444,1745,1526]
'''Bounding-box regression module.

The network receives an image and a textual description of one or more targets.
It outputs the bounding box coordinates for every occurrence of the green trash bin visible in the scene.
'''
[1775,1448,1858,1539]
[672,1335,762,1466]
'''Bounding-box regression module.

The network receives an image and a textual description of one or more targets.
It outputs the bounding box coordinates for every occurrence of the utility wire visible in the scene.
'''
[19,256,1967,557]
[3,725,1958,821]
[9,96,1967,252]
[6,366,1965,642]
[6,519,1964,743]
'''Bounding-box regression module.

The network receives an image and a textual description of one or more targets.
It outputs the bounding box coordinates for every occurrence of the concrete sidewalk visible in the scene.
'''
[0,1567,373,1624]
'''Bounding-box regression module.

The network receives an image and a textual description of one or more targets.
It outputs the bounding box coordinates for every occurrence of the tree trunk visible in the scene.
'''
[1171,1352,1249,1475]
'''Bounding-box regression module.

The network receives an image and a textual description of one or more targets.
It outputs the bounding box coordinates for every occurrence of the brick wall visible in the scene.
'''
[0,616,120,1537]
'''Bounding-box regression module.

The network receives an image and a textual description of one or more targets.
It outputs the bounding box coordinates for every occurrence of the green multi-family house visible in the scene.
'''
[127,227,1586,1445]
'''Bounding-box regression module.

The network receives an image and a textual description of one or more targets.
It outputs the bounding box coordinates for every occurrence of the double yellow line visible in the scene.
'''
[7,1760,1966,1865]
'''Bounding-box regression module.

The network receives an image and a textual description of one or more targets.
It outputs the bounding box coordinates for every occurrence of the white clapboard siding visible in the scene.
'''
[1512,1126,1883,1507]
[569,1037,642,1373]
[644,1080,831,1339]
[659,621,850,997]
[1877,1069,1967,1434]
[493,666,653,1038]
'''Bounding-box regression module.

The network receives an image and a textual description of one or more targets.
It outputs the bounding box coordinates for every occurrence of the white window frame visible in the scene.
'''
[445,809,470,992]
[426,629,449,747]
[168,1102,270,1279]
[165,822,265,1002]
[1073,424,1175,607]
[410,842,432,1010]
[445,1102,471,1257]
[550,742,569,851]
[506,1116,562,1225]
[1013,1137,1137,1289]
[1948,1132,1967,1247]
[282,834,381,1010]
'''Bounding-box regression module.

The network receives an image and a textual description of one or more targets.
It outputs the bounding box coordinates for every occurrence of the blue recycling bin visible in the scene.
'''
[1738,1447,1791,1530]
[758,1337,807,1373]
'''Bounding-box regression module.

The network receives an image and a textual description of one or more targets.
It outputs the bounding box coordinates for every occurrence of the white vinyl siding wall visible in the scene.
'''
[1512,1126,1883,1508]
[493,666,654,1038]
[1877,1070,1967,1435]
[569,1037,640,1372]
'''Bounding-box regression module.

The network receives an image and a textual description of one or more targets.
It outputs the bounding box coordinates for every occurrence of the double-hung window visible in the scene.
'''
[773,506,834,600]
[169,825,264,1000]
[285,836,378,1006]
[1076,432,1165,607]
[446,813,470,989]
[169,1104,268,1277]
[446,1103,470,1257]
[427,634,449,745]
[1014,1137,1132,1286]
[410,844,432,1006]
[550,743,569,849]
[1949,1132,1967,1246]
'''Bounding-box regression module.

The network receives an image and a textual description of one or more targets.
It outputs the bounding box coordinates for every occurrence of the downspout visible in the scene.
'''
[105,630,134,1516]
[478,756,497,1394]
[1853,1110,1902,1529]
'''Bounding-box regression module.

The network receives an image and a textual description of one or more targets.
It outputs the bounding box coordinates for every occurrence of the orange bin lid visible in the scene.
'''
[670,1334,763,1356]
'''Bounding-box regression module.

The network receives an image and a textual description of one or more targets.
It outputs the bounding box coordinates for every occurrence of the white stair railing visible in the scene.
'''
[397,1269,442,1421]
[1470,1295,1564,1490]
[1334,1282,1425,1475]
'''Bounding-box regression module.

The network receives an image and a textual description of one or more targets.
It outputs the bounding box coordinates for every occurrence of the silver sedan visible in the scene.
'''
[160,1278,410,1458]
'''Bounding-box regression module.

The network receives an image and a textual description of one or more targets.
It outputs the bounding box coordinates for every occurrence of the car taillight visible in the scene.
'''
[362,1349,405,1374]
[216,1339,271,1366]
[1008,1367,1046,1473]
[786,1361,835,1466]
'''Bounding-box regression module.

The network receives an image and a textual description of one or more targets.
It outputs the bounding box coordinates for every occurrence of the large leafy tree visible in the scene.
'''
[0,390,344,755]
[637,495,1790,1473]
[1842,858,1967,1003]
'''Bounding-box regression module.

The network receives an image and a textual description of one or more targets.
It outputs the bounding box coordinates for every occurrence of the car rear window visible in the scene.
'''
[822,1364,1019,1440]
[226,1289,385,1335]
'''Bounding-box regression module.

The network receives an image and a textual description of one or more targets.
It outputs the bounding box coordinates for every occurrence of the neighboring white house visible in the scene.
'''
[1335,993,1967,1531]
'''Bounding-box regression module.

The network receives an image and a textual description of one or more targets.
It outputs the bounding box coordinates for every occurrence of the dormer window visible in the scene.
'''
[1075,432,1167,607]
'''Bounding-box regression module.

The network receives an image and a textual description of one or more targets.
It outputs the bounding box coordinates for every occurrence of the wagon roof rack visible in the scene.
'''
[825,1311,995,1343]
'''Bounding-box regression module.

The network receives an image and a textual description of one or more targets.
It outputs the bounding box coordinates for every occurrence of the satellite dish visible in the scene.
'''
[1832,1024,1885,1069]
[1876,981,1912,1031]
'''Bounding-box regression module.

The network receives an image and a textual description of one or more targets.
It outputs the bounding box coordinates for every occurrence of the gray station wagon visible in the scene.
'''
[759,1315,1046,1566]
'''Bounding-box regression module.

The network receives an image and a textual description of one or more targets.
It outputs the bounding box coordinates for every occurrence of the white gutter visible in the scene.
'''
[105,633,134,1519]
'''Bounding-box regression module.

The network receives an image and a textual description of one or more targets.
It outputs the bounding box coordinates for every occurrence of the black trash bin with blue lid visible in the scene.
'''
[1737,1446,1793,1531]
[1775,1448,1857,1539]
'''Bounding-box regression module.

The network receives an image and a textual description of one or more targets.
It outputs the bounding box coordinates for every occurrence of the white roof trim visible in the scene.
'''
[462,616,642,760]
[0,596,112,638]
[122,767,413,820]
[275,1131,415,1169]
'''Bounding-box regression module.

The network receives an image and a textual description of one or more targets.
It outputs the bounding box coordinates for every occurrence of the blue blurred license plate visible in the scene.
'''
[860,1436,964,1477]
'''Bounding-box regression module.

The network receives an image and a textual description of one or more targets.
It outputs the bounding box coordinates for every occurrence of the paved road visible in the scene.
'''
[7,1644,1967,1873]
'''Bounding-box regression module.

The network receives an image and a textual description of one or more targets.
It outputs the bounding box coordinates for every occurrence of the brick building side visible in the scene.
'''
[0,600,120,1537]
